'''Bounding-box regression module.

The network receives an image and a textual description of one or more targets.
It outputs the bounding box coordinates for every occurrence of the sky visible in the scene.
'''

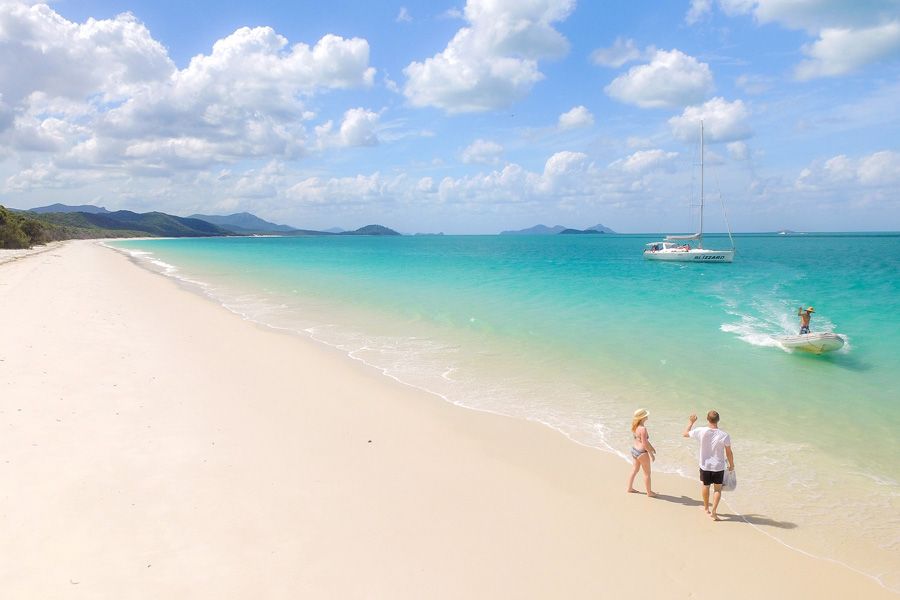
[0,0,899,233]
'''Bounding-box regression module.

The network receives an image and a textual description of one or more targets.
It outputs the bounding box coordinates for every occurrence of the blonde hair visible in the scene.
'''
[631,409,649,432]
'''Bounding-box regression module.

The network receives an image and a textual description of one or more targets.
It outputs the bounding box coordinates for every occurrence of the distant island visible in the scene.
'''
[1,203,400,249]
[500,223,615,235]
[559,228,604,235]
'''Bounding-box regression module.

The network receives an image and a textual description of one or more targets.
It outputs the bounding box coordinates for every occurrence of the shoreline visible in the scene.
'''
[1,240,895,598]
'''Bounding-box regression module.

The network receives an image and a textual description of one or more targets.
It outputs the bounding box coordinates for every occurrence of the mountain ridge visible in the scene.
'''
[189,212,296,233]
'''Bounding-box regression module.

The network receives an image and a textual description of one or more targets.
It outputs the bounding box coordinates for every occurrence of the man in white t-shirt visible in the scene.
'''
[683,410,734,521]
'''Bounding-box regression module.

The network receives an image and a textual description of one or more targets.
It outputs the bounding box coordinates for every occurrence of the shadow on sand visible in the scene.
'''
[652,494,703,507]
[652,495,798,529]
[719,513,798,529]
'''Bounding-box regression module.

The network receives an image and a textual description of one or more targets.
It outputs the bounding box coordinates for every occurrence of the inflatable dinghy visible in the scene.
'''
[777,332,845,354]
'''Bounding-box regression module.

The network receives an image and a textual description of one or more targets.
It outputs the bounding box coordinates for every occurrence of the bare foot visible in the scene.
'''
[647,491,658,498]
[627,488,639,493]
[710,513,721,521]
[704,507,711,514]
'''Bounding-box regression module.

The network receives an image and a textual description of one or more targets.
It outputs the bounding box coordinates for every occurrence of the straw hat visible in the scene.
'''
[633,408,650,420]
[807,306,815,312]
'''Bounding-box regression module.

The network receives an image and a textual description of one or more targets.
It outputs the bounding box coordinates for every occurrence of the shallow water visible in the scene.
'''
[112,233,900,590]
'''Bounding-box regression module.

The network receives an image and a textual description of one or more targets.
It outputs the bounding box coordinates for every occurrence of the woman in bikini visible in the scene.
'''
[626,408,657,497]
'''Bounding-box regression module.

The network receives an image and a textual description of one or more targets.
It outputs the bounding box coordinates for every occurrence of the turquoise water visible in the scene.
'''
[112,233,900,589]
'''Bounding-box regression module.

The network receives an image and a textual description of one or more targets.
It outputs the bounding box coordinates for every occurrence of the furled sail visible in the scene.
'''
[664,233,701,241]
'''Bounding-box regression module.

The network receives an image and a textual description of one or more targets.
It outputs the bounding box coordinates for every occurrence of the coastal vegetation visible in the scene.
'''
[1,204,143,249]
[0,204,194,249]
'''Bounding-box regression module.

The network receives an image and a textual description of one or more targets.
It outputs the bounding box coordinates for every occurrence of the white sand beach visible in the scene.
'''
[0,240,894,599]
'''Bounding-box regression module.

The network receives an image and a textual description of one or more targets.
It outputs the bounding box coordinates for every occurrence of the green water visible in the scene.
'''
[113,233,900,589]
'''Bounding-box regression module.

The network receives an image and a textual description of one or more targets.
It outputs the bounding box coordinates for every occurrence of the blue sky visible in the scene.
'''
[1,0,899,233]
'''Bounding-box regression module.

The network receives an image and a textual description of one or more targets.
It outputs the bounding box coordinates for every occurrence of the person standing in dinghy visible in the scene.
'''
[798,306,814,334]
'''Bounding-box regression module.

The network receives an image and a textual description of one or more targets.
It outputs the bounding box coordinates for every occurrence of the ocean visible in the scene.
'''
[111,233,900,590]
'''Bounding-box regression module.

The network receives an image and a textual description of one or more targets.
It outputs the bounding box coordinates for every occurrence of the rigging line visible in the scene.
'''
[688,137,700,233]
[713,170,736,252]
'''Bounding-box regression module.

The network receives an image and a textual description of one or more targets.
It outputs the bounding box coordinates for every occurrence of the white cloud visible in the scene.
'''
[461,139,504,164]
[605,49,713,109]
[796,150,900,189]
[558,105,594,130]
[716,0,757,18]
[417,176,436,193]
[283,150,611,210]
[795,21,900,79]
[231,161,284,199]
[0,2,174,106]
[609,149,679,173]
[315,108,381,148]
[111,27,375,136]
[403,0,575,113]
[396,7,412,23]
[591,37,648,68]
[750,0,898,32]
[287,172,400,206]
[690,1,900,79]
[669,97,752,143]
[857,151,900,186]
[822,154,856,181]
[0,2,378,185]
[4,160,107,191]
[685,0,713,25]
[538,151,593,195]
[727,141,749,160]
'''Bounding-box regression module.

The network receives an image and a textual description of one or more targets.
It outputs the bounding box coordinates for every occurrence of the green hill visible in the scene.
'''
[1,205,145,249]
[35,210,230,237]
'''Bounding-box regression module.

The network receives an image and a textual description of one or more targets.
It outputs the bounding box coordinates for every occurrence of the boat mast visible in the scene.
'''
[699,120,704,249]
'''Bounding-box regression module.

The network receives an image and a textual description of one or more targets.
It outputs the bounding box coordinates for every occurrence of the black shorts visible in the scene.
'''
[700,469,725,486]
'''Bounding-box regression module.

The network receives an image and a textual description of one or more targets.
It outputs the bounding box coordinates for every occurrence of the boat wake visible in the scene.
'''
[720,319,784,349]
[719,297,849,353]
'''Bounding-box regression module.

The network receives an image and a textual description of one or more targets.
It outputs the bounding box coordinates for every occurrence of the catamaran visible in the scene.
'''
[644,121,735,263]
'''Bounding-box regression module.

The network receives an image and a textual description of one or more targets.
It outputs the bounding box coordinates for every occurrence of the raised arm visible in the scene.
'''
[682,414,698,437]
[725,445,734,471]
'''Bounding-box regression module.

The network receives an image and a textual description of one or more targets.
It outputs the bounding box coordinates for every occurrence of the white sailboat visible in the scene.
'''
[644,122,735,263]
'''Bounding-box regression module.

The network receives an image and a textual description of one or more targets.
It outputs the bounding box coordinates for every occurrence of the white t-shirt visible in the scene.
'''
[689,426,731,471]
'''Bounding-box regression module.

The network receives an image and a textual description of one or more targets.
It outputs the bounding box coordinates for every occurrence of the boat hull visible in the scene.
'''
[777,333,845,354]
[644,249,734,263]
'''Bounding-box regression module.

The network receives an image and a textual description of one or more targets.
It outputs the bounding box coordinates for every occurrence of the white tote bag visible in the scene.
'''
[723,469,737,491]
